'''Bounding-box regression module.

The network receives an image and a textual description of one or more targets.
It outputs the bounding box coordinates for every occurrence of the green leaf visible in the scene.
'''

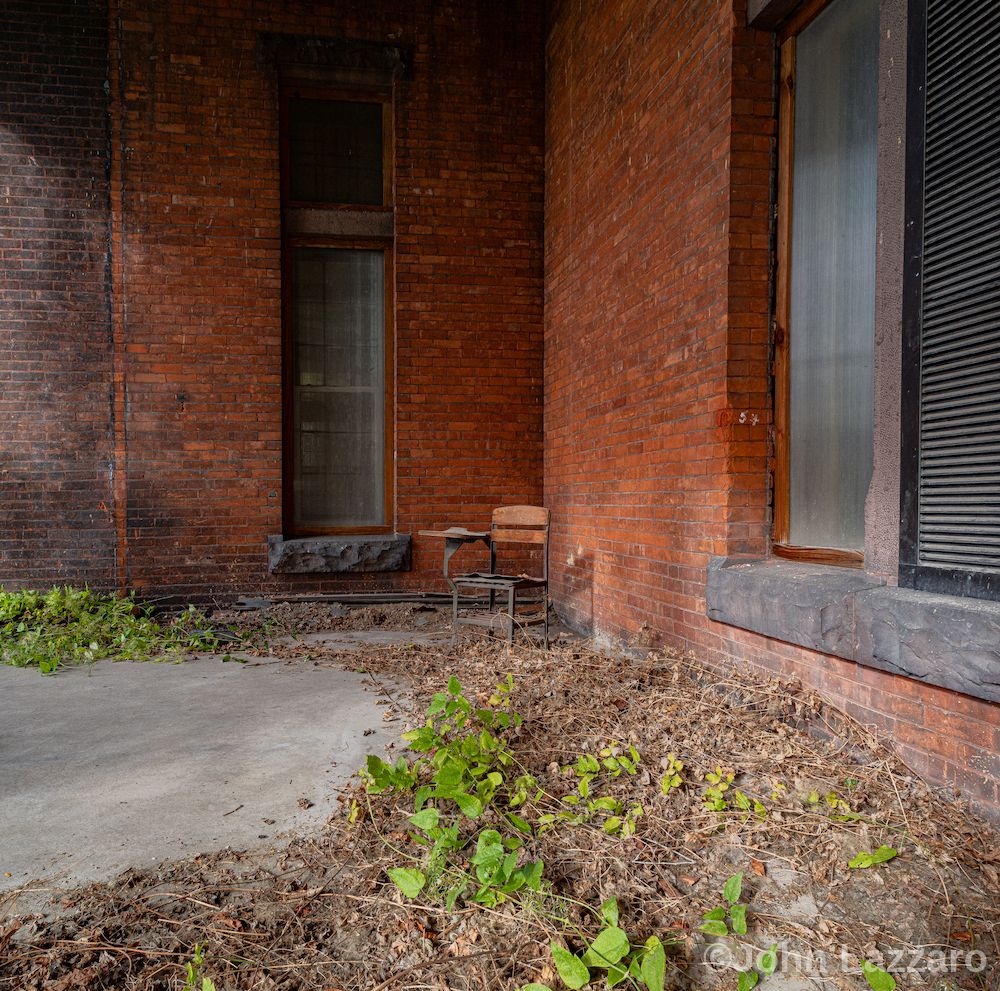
[862,961,896,991]
[581,926,630,968]
[447,675,462,696]
[848,845,898,869]
[521,860,544,891]
[723,872,744,904]
[599,896,619,928]
[730,903,748,935]
[737,970,759,991]
[550,943,590,990]
[454,793,484,818]
[703,906,726,921]
[471,830,504,871]
[365,754,391,785]
[759,944,778,976]
[606,962,629,988]
[408,807,439,831]
[387,867,426,899]
[434,760,465,792]
[445,882,465,911]
[699,920,729,937]
[602,816,622,834]
[506,812,532,835]
[518,985,553,991]
[640,935,666,991]
[401,726,437,752]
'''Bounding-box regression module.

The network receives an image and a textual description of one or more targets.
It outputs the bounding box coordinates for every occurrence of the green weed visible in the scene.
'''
[659,752,684,796]
[700,871,749,937]
[862,959,897,990]
[181,943,216,991]
[368,676,674,987]
[539,897,672,990]
[703,766,735,811]
[848,845,898,869]
[0,587,221,674]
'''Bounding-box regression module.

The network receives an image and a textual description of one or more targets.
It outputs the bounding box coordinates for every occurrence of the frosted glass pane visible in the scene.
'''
[788,0,877,551]
[288,99,383,205]
[292,249,385,528]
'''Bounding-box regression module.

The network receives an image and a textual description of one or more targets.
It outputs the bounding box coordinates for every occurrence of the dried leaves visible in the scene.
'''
[2,617,999,990]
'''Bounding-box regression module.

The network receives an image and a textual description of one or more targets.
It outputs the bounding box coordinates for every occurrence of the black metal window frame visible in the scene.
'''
[899,0,1000,602]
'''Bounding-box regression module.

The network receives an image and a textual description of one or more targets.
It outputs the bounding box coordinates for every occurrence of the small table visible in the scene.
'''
[418,527,491,588]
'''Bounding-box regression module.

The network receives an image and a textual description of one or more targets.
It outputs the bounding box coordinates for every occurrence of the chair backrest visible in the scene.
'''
[490,505,549,580]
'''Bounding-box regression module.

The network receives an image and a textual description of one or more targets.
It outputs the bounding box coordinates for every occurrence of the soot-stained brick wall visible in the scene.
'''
[0,0,115,587]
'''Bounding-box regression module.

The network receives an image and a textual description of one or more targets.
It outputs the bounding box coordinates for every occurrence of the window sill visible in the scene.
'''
[706,556,1000,705]
[267,533,411,574]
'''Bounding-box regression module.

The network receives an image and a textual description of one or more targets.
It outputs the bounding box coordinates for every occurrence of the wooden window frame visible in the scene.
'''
[279,84,394,212]
[280,85,395,537]
[772,0,865,569]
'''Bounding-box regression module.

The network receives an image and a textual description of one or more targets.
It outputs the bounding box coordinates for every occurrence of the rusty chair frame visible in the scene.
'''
[450,505,550,648]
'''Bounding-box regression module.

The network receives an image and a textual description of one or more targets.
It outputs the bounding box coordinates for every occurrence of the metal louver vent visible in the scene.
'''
[917,0,1000,576]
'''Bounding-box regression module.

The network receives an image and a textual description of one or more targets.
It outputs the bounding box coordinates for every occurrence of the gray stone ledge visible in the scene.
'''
[707,556,1000,705]
[854,586,1000,702]
[268,534,411,574]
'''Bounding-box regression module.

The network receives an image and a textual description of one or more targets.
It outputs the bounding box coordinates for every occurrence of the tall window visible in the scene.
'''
[774,0,878,564]
[281,86,393,534]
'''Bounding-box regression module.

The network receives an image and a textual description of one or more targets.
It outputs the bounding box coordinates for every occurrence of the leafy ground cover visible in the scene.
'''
[0,587,220,674]
[1,604,998,990]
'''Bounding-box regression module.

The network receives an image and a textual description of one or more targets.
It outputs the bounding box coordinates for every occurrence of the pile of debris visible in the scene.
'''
[2,625,998,990]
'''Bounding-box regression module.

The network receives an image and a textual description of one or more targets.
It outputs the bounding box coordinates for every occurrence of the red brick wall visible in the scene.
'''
[546,0,747,637]
[105,0,544,598]
[0,0,116,588]
[544,0,1000,817]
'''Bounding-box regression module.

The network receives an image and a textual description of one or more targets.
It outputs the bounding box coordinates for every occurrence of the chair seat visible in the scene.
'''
[452,572,546,590]
[448,505,550,648]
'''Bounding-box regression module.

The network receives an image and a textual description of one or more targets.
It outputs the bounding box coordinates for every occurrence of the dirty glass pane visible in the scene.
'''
[788,0,877,551]
[288,98,383,205]
[292,248,384,528]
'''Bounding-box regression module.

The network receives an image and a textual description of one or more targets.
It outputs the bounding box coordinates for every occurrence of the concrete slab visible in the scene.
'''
[0,653,398,895]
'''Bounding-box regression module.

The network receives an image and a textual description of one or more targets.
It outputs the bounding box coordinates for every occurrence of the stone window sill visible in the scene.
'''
[706,556,1000,705]
[268,533,411,574]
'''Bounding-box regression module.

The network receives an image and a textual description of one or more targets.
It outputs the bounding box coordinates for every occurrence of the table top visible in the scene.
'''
[418,527,490,539]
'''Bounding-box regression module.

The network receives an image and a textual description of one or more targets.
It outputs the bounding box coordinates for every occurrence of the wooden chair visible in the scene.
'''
[450,506,550,648]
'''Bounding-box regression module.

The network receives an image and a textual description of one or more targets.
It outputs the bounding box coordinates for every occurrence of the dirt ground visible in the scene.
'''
[1,603,998,991]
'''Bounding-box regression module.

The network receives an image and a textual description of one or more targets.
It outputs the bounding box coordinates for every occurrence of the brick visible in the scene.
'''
[1,0,545,600]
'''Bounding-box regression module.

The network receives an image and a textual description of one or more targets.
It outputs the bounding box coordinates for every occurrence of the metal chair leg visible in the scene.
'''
[506,587,515,647]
